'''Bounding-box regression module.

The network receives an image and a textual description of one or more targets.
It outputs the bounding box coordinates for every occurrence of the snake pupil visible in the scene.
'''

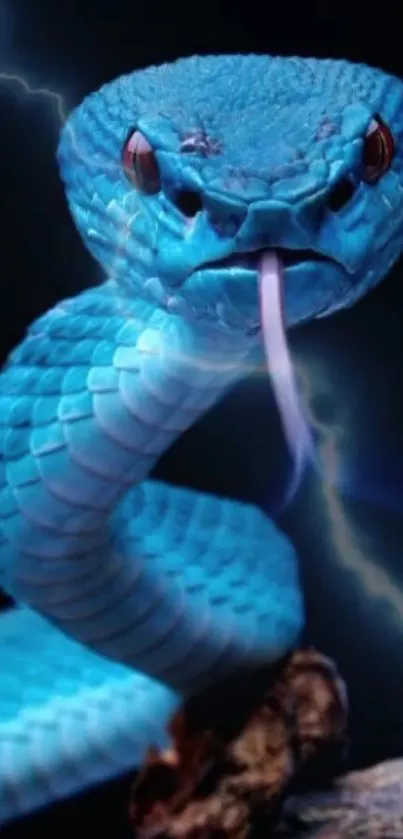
[363,114,395,183]
[122,129,161,194]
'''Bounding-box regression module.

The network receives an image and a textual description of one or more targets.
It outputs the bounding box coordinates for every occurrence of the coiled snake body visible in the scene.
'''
[0,54,403,823]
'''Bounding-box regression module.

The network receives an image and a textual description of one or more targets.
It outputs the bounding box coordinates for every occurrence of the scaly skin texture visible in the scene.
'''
[0,54,403,824]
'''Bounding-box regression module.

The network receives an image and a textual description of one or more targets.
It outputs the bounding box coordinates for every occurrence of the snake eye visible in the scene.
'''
[363,115,394,183]
[122,129,161,194]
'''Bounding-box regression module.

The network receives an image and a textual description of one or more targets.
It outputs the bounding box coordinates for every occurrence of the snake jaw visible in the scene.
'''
[172,243,347,334]
[200,246,340,274]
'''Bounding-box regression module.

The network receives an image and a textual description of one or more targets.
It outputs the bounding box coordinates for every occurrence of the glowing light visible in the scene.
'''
[0,71,68,124]
[297,356,403,623]
[4,67,402,629]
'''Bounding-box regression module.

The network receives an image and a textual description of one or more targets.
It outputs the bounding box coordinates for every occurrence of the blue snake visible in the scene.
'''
[1,53,403,824]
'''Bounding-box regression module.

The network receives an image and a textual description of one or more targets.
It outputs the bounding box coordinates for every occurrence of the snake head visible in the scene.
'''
[58,54,403,332]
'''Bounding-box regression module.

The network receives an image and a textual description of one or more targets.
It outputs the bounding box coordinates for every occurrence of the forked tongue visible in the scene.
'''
[258,251,313,511]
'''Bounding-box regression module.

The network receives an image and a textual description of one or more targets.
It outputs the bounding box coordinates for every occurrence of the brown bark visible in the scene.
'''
[129,648,348,839]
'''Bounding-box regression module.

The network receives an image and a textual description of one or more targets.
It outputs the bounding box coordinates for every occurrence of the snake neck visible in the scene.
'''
[1,281,257,603]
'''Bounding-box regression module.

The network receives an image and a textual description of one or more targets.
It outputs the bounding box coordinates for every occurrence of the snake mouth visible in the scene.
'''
[202,246,337,272]
[277,247,336,266]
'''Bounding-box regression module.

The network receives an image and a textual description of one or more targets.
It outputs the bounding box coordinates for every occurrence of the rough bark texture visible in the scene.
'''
[275,758,403,838]
[129,649,403,838]
[129,648,348,839]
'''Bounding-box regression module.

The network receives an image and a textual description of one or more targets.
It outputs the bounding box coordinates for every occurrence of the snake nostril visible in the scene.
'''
[327,177,357,212]
[175,189,203,218]
[208,210,246,238]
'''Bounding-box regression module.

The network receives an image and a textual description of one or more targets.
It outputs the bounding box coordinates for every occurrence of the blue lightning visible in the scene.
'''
[0,67,262,370]
[0,69,116,173]
[0,70,68,125]
[296,355,403,624]
[2,66,402,625]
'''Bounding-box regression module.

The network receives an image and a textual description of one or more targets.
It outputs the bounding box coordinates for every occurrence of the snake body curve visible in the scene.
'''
[1,54,403,824]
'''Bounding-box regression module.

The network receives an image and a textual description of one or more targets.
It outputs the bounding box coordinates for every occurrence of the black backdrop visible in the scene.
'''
[1,1,403,834]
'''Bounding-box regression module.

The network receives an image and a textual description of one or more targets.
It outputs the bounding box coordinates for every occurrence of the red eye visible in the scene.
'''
[363,115,394,183]
[122,129,161,194]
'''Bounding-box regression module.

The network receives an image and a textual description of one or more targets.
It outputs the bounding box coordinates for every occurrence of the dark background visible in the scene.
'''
[1,1,403,834]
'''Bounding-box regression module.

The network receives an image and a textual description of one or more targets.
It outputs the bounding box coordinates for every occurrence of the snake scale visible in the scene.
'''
[1,54,403,824]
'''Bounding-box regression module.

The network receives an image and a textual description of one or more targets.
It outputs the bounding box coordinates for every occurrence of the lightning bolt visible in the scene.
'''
[0,66,259,372]
[0,68,105,170]
[0,70,68,125]
[296,356,403,624]
[0,68,111,171]
[3,67,402,617]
